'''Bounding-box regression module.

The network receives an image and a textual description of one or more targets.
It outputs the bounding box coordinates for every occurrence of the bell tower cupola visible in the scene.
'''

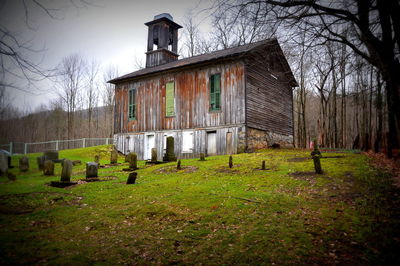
[145,13,182,68]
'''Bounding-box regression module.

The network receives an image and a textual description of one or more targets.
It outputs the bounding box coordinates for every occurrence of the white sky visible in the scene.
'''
[0,0,212,111]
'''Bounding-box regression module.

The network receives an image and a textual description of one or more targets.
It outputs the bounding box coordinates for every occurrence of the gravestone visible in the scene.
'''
[199,153,206,161]
[61,159,73,182]
[311,140,323,174]
[44,150,59,162]
[163,136,177,162]
[229,156,233,168]
[110,150,118,164]
[126,172,137,184]
[19,156,29,172]
[261,160,266,170]
[177,159,181,170]
[129,152,138,170]
[43,160,55,176]
[86,162,99,178]
[7,172,16,181]
[37,156,45,170]
[0,154,8,176]
[151,148,157,163]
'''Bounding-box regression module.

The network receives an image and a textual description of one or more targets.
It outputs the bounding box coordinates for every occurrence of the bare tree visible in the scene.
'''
[57,54,86,140]
[214,0,400,156]
[85,59,100,139]
[102,65,118,138]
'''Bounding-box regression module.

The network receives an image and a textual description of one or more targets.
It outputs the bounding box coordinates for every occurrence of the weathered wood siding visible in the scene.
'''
[114,125,245,160]
[114,61,246,134]
[245,46,294,137]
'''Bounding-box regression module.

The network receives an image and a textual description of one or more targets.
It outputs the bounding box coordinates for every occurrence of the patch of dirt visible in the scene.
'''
[288,156,345,162]
[215,165,242,174]
[155,166,198,174]
[289,171,321,183]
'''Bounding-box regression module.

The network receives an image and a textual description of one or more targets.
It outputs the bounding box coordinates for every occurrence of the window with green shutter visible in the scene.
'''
[166,81,175,116]
[210,74,221,111]
[128,88,136,120]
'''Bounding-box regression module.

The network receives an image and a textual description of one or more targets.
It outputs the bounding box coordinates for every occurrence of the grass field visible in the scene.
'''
[0,146,399,265]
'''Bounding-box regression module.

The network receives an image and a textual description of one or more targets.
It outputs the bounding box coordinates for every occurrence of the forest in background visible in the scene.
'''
[1,0,399,156]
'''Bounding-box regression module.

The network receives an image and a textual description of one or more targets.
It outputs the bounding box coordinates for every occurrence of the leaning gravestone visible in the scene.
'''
[126,172,137,184]
[311,140,323,174]
[44,150,59,162]
[61,159,73,182]
[86,162,98,178]
[37,156,45,170]
[0,154,8,176]
[19,156,29,172]
[43,160,55,176]
[110,150,118,164]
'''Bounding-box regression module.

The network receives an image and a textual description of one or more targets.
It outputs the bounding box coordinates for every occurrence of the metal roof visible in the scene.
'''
[109,38,297,85]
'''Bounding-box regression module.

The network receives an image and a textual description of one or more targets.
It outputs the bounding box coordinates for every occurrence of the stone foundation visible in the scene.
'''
[247,127,293,151]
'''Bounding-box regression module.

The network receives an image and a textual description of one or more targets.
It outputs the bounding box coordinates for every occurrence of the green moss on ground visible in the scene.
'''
[0,146,399,265]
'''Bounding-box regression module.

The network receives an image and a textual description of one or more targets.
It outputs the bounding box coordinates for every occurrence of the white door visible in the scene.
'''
[146,135,155,160]
[207,132,217,155]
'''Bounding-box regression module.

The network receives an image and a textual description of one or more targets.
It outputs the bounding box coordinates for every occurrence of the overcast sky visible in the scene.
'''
[1,0,212,111]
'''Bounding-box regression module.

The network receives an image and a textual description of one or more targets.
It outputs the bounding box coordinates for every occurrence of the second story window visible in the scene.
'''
[210,74,221,111]
[129,88,136,120]
[166,81,175,117]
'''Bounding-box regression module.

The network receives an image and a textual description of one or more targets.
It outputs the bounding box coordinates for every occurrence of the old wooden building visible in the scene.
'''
[109,13,297,160]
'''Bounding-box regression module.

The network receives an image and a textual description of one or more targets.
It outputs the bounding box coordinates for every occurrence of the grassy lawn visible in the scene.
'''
[0,146,399,265]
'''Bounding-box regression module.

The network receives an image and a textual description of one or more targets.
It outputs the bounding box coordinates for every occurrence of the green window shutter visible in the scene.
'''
[210,74,221,111]
[129,89,136,120]
[166,82,175,116]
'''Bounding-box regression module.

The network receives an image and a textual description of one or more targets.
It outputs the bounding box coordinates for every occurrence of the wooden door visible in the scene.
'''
[146,135,155,160]
[226,132,233,155]
[207,132,217,155]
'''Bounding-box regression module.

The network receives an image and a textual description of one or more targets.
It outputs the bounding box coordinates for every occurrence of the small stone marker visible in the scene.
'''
[37,156,45,170]
[229,156,233,168]
[19,156,29,172]
[44,150,59,162]
[110,150,118,164]
[0,154,8,176]
[129,152,138,170]
[163,136,177,162]
[261,160,266,170]
[177,159,181,170]
[199,153,206,161]
[311,140,323,174]
[7,172,16,181]
[43,160,55,176]
[86,162,99,178]
[94,155,100,165]
[151,148,157,163]
[72,160,81,166]
[127,172,137,184]
[61,159,73,182]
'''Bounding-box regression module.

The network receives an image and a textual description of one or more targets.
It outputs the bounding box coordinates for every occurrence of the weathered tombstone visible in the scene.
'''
[44,150,59,162]
[199,153,206,161]
[110,150,118,164]
[151,148,157,163]
[129,152,138,170]
[94,155,100,165]
[163,136,177,162]
[127,172,137,184]
[311,140,323,174]
[43,160,55,176]
[177,159,181,170]
[261,160,266,170]
[37,156,45,170]
[0,154,8,176]
[61,159,73,182]
[19,156,29,172]
[229,156,233,168]
[86,162,99,178]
